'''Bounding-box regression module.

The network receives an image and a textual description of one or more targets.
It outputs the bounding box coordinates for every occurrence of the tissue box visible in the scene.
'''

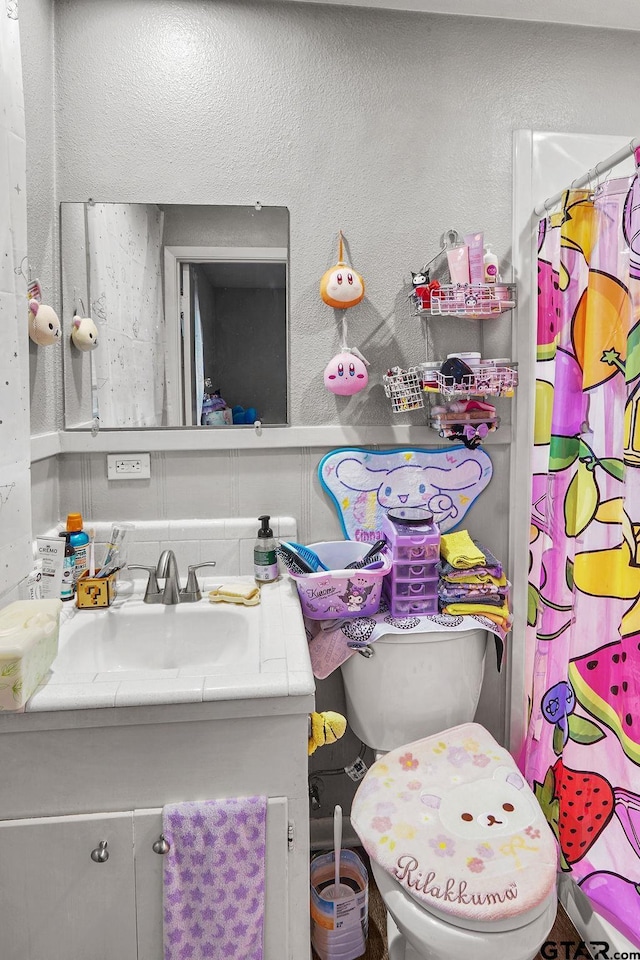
[0,599,63,710]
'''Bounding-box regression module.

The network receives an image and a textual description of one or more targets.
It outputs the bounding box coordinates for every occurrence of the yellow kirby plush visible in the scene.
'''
[320,233,365,309]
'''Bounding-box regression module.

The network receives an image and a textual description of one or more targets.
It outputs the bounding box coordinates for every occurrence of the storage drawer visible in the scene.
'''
[391,561,439,581]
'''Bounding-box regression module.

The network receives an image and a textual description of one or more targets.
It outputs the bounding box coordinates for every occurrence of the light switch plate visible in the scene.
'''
[107,453,151,480]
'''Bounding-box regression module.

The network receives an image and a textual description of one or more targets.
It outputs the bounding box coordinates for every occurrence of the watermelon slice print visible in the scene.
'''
[568,634,640,766]
[613,787,640,858]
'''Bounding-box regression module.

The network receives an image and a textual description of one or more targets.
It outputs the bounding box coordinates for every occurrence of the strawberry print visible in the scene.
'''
[553,758,614,865]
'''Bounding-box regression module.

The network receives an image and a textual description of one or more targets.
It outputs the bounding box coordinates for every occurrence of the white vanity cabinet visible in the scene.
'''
[0,800,291,960]
[0,810,138,959]
[0,699,313,960]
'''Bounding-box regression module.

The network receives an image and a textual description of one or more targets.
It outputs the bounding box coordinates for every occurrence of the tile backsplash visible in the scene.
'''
[34,517,298,580]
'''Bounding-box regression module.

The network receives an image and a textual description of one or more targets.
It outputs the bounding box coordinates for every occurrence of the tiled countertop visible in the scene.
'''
[21,577,314,715]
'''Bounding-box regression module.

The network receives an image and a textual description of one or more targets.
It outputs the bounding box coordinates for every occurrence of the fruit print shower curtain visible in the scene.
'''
[523,171,640,949]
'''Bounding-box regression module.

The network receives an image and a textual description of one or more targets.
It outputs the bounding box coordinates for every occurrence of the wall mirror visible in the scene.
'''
[60,203,289,430]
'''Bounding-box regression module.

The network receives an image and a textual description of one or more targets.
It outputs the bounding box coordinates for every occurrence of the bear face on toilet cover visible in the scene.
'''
[351,723,557,924]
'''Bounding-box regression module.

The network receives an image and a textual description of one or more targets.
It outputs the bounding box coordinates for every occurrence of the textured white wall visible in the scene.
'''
[0,8,32,598]
[20,0,640,776]
[21,0,58,438]
[30,0,640,434]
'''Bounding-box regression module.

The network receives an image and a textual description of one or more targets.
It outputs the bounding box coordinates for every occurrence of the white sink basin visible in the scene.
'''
[52,598,259,676]
[24,576,313,713]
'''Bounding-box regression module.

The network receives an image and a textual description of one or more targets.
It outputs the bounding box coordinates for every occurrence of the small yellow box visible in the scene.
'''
[76,570,118,608]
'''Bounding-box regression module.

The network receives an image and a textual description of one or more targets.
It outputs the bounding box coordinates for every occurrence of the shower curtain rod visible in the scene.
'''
[534,137,640,218]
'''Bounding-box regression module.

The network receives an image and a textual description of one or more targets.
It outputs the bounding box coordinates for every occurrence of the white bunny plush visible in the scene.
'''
[71,314,99,351]
[28,299,61,346]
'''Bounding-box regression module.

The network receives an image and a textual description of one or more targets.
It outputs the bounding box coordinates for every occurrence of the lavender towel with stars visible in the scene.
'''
[162,797,267,960]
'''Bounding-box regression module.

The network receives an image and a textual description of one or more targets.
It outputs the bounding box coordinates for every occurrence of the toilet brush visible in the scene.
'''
[322,805,352,901]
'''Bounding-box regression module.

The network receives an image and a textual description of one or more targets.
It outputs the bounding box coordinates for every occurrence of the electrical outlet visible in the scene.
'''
[107,453,151,480]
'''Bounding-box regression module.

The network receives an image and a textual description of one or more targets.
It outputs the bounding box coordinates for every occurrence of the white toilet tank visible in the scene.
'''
[340,629,487,752]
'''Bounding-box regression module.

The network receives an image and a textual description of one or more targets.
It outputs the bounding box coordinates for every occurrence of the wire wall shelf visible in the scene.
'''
[435,363,518,399]
[413,283,517,320]
[383,367,425,413]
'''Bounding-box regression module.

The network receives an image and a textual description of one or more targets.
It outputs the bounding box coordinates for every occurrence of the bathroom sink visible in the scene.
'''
[52,599,259,676]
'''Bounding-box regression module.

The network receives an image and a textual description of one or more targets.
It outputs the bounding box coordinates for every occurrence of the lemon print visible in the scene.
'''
[564,461,599,538]
[534,380,554,445]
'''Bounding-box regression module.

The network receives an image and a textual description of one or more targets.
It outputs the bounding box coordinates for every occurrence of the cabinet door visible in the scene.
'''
[134,798,290,960]
[0,810,138,960]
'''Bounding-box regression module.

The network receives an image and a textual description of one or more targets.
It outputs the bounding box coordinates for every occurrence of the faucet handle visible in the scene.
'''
[181,562,217,602]
[127,565,162,604]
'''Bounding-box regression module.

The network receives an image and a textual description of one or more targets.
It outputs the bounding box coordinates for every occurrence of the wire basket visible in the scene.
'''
[383,367,425,412]
[414,283,516,319]
[435,363,518,399]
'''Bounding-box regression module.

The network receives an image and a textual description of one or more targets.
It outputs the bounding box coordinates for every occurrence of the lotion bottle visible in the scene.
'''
[483,245,499,284]
[254,515,279,583]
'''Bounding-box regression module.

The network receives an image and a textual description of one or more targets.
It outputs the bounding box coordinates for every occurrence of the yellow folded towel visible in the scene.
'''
[440,531,486,570]
[443,601,510,621]
[308,711,347,756]
[209,582,260,606]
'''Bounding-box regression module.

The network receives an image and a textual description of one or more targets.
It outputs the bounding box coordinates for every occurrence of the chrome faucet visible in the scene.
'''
[130,552,217,604]
[156,549,182,605]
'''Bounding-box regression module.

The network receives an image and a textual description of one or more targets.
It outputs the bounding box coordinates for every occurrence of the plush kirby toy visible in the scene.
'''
[28,300,61,346]
[320,233,365,309]
[71,314,99,351]
[324,351,369,396]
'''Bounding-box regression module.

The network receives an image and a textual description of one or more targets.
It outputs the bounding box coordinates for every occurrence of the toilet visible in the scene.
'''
[341,629,558,960]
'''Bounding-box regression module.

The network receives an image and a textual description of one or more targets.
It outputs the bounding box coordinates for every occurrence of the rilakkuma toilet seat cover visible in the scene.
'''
[351,723,557,923]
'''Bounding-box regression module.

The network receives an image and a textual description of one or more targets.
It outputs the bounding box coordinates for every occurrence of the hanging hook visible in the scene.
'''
[77,297,87,316]
[14,256,30,284]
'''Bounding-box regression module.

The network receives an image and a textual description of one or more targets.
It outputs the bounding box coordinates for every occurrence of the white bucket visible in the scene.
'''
[310,848,369,960]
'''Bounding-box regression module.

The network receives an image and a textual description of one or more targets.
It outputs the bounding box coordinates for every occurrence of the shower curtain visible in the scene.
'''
[524,172,640,949]
[87,202,166,427]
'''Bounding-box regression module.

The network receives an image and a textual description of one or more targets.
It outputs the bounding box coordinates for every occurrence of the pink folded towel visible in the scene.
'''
[163,796,267,960]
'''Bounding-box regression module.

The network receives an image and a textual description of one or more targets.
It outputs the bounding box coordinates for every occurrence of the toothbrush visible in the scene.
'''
[88,527,96,577]
[279,541,329,573]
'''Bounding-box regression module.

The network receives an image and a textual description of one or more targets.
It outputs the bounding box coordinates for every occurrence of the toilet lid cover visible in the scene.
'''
[351,723,557,923]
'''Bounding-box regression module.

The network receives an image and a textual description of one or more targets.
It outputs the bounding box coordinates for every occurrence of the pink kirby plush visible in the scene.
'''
[324,351,368,395]
[28,300,61,346]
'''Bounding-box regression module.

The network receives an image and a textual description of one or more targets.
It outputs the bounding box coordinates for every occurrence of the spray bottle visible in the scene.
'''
[253,515,279,584]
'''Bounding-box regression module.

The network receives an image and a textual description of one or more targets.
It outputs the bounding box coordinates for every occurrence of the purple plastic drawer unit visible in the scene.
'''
[382,507,441,618]
[381,507,440,562]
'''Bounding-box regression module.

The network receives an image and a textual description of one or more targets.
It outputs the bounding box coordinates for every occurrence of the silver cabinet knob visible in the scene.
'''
[90,840,109,863]
[152,835,170,855]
